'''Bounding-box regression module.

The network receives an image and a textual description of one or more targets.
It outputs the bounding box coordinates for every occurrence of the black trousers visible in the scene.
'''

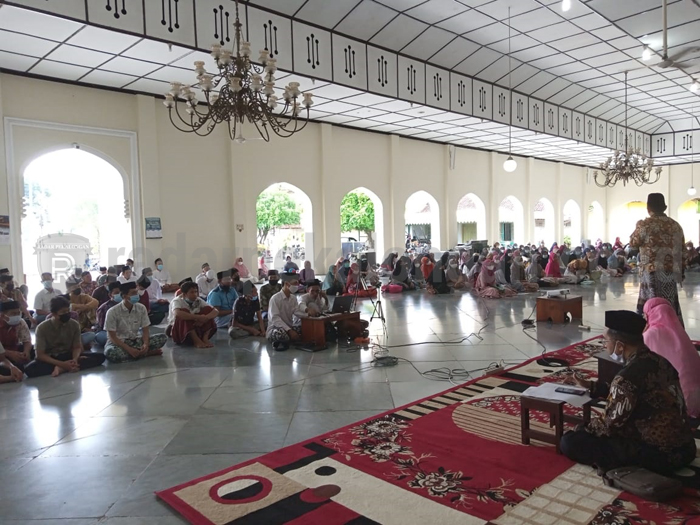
[560,429,683,475]
[24,351,106,378]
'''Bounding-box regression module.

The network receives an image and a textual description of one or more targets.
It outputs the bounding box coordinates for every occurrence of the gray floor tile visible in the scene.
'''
[296,382,395,411]
[389,380,455,407]
[97,384,218,417]
[197,384,303,414]
[161,413,293,455]
[0,418,88,459]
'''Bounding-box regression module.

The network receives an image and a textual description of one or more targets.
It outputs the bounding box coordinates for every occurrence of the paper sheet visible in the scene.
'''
[522,381,592,408]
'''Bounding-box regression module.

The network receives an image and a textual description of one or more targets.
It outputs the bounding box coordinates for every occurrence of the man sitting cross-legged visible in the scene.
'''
[229,281,266,338]
[168,282,218,348]
[95,282,122,346]
[0,341,24,384]
[0,300,33,372]
[207,270,239,330]
[104,282,167,363]
[24,297,106,378]
[266,274,307,351]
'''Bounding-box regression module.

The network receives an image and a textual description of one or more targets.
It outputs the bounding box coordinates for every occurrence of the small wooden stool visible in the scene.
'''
[536,295,583,324]
[520,396,592,454]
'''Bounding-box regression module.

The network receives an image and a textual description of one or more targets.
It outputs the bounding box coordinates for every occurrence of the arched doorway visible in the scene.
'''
[456,193,486,243]
[256,183,314,271]
[678,199,700,246]
[21,149,132,291]
[587,201,605,244]
[339,187,384,265]
[562,200,581,247]
[534,198,555,247]
[618,201,648,242]
[498,196,524,245]
[405,191,441,251]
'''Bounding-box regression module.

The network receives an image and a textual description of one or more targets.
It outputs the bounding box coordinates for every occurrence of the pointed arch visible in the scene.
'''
[340,187,384,261]
[498,196,524,244]
[456,193,486,242]
[405,191,441,251]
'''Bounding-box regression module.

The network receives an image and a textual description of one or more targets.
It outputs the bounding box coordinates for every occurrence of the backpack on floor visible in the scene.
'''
[603,466,682,502]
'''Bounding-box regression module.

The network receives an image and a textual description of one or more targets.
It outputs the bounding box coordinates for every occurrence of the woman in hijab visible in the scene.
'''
[322,258,346,296]
[527,252,543,283]
[258,255,269,280]
[420,256,435,281]
[233,257,252,279]
[476,254,515,298]
[545,249,562,278]
[459,250,470,274]
[391,256,415,290]
[427,252,450,294]
[299,260,315,284]
[643,298,700,418]
[510,251,539,293]
[446,256,467,289]
[467,255,484,287]
[380,253,398,273]
[613,237,624,251]
[345,262,361,294]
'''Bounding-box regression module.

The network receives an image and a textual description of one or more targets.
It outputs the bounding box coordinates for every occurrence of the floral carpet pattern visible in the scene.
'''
[157,337,700,524]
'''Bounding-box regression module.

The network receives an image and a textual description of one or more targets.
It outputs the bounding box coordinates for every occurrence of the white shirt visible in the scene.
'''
[297,293,329,318]
[153,269,172,286]
[168,296,208,325]
[145,276,162,301]
[117,274,137,285]
[104,301,150,340]
[34,288,58,312]
[196,273,218,299]
[266,290,304,334]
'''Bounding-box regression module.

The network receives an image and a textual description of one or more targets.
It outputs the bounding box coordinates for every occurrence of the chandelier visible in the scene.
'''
[594,72,661,187]
[163,0,313,142]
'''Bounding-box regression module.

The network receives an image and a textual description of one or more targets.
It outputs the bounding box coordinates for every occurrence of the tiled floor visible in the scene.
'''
[2,272,700,524]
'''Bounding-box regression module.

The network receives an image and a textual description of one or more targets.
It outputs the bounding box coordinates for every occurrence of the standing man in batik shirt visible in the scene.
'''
[629,193,686,325]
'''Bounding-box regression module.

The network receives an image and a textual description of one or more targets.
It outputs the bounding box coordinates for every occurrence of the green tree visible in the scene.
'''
[340,192,375,248]
[256,191,301,243]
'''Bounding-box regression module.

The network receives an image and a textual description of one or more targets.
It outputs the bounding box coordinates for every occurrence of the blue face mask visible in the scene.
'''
[157,264,164,271]
[42,280,53,289]
[129,295,140,304]
[113,293,122,303]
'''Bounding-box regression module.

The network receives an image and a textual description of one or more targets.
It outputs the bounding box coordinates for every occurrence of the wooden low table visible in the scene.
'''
[521,395,592,454]
[300,312,361,350]
[536,295,583,324]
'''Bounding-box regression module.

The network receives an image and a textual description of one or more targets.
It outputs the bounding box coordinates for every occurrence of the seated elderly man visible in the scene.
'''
[24,297,106,378]
[0,301,33,372]
[561,310,697,474]
[229,281,266,338]
[196,264,218,300]
[154,258,179,294]
[104,282,167,363]
[168,282,218,348]
[266,274,310,351]
[33,272,58,324]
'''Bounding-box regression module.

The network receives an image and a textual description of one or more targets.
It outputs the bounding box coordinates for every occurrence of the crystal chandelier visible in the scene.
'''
[594,72,661,187]
[163,0,313,142]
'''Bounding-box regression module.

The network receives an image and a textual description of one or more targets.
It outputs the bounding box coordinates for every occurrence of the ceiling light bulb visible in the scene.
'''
[642,45,652,61]
[691,81,700,93]
[689,186,697,196]
[561,0,572,12]
[503,156,517,172]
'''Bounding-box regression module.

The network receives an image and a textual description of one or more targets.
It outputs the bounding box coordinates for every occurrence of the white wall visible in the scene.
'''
[0,72,638,285]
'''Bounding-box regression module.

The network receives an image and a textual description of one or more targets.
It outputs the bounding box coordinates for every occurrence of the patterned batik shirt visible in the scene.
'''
[629,213,685,279]
[587,346,696,462]
[259,283,281,312]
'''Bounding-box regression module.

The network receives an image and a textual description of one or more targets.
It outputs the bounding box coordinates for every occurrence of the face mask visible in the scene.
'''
[43,281,53,289]
[269,280,278,285]
[6,315,21,326]
[206,270,215,280]
[129,295,140,304]
[185,298,195,306]
[288,285,299,294]
[72,288,81,296]
[59,313,71,323]
[138,290,145,296]
[112,293,122,303]
[157,264,164,271]
[251,295,259,301]
[415,263,421,267]
[449,263,458,268]
[146,273,153,279]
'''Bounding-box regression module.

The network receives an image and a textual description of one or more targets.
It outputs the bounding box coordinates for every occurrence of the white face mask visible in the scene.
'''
[205,269,215,280]
[6,315,21,326]
[288,285,299,294]
[138,290,145,296]
[449,263,458,268]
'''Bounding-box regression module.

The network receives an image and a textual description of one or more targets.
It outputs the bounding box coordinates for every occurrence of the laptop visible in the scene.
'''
[331,295,354,314]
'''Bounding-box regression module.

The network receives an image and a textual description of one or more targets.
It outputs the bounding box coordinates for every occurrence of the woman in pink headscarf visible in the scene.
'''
[545,250,562,278]
[258,255,269,279]
[345,262,361,294]
[476,254,516,298]
[643,297,700,418]
[233,257,251,279]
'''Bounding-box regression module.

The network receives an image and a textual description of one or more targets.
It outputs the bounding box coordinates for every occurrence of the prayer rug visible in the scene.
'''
[157,336,700,524]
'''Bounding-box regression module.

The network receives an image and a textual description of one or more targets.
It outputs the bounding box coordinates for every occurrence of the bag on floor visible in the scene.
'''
[603,466,682,502]
[381,284,403,294]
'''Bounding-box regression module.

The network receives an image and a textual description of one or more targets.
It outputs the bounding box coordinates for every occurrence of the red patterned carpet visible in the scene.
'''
[157,337,700,524]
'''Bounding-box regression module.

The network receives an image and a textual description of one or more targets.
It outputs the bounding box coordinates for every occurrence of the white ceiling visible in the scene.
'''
[0,0,698,167]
